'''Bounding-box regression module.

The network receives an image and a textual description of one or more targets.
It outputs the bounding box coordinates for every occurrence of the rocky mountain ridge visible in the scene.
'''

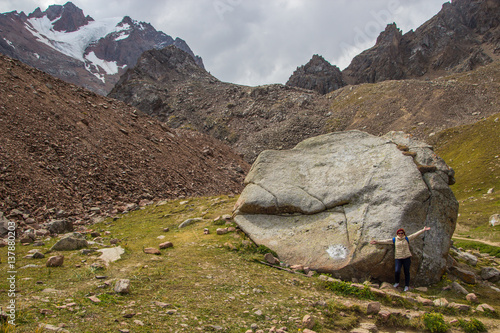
[286,54,345,95]
[109,43,500,163]
[0,2,203,95]
[0,53,248,227]
[289,0,500,94]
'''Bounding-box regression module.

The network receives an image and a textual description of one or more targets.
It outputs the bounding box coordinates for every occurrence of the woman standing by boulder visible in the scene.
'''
[370,226,431,291]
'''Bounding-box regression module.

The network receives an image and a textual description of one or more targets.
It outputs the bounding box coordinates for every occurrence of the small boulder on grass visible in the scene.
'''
[217,228,228,235]
[32,251,45,259]
[114,279,130,294]
[178,218,202,229]
[159,241,173,249]
[302,314,315,329]
[144,247,161,255]
[466,293,479,304]
[264,253,279,265]
[50,232,88,251]
[46,255,64,267]
[366,301,381,315]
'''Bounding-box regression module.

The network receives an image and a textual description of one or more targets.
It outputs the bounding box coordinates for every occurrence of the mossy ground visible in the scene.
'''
[1,195,499,332]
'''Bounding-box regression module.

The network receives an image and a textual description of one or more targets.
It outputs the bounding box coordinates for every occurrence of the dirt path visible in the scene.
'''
[452,236,500,247]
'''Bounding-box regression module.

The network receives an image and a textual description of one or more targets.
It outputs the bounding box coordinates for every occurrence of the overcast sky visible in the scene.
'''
[0,0,445,86]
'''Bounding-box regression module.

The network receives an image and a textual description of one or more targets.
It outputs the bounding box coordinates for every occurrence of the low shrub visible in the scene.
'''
[323,280,375,300]
[457,318,487,333]
[423,312,449,333]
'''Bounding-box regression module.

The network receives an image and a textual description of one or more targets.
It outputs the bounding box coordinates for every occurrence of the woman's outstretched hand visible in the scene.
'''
[370,240,377,245]
[424,226,431,231]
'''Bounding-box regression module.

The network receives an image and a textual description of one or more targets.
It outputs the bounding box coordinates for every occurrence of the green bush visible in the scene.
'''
[457,318,487,333]
[423,312,450,333]
[324,280,375,300]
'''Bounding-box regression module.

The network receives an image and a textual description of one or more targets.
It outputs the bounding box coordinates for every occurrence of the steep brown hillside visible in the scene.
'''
[325,60,500,140]
[0,54,249,224]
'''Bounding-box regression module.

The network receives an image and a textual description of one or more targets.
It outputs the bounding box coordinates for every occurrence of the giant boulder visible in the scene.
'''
[233,130,458,285]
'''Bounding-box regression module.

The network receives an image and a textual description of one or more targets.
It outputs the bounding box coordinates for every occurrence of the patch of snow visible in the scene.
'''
[25,16,122,61]
[84,52,126,83]
[85,51,120,75]
[117,22,131,31]
[34,53,40,59]
[114,31,130,41]
[3,38,15,48]
[326,244,347,260]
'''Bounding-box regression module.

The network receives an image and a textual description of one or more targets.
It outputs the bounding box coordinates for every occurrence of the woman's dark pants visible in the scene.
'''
[395,257,411,287]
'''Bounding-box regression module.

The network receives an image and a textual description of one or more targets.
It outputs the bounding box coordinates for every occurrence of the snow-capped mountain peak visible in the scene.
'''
[0,2,204,95]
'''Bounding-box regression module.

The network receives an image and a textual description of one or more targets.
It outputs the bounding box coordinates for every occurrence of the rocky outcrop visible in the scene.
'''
[108,45,336,162]
[286,55,345,94]
[234,130,458,285]
[287,0,500,93]
[29,2,94,33]
[342,0,500,85]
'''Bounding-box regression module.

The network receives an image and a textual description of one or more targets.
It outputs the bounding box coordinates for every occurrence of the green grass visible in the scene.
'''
[452,240,500,258]
[431,113,500,243]
[1,195,499,333]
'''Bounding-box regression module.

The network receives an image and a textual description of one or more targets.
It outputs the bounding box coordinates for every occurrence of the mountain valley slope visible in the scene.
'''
[109,44,500,164]
[0,53,249,224]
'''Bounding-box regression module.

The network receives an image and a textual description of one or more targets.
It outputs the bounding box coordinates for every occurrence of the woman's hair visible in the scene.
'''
[396,228,406,235]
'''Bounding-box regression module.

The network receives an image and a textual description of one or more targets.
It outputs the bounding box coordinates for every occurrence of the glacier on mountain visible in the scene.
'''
[25,15,123,62]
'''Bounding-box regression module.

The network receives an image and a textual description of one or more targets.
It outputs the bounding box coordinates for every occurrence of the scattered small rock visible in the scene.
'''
[159,241,173,249]
[178,217,202,229]
[216,228,228,235]
[451,281,469,295]
[38,323,69,332]
[366,301,381,315]
[133,319,144,326]
[302,314,315,329]
[155,301,171,308]
[46,219,73,234]
[46,255,64,267]
[264,253,280,265]
[477,303,495,313]
[50,232,88,251]
[466,293,479,304]
[433,298,449,307]
[489,213,499,227]
[88,295,101,303]
[32,251,45,259]
[114,279,130,294]
[144,247,161,255]
[481,266,500,282]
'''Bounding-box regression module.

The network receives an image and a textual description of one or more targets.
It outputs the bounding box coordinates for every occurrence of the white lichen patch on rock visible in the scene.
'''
[326,244,348,260]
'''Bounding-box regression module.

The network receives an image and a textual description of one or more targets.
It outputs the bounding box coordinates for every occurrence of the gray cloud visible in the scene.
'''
[0,0,445,86]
